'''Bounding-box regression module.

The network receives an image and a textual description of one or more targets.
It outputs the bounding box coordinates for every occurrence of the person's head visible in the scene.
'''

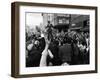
[61,62,69,66]
[52,40,59,46]
[32,39,35,44]
[34,40,39,46]
[73,39,78,44]
[48,21,50,24]
[68,29,71,32]
[63,36,72,44]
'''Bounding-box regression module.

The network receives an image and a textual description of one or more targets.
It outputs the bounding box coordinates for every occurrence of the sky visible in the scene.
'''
[26,13,43,29]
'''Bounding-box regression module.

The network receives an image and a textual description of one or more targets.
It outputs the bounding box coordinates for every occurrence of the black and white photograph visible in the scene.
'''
[25,13,90,67]
[11,2,97,77]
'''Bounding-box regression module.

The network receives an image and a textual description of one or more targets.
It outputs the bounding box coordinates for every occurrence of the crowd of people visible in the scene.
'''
[26,22,90,67]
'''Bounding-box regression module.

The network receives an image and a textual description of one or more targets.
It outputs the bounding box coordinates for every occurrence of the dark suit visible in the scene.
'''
[71,43,79,65]
[59,43,72,64]
[26,45,41,67]
[48,41,62,66]
[26,38,46,67]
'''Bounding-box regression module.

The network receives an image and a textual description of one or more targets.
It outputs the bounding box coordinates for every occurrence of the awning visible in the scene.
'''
[53,24,69,29]
[80,27,89,32]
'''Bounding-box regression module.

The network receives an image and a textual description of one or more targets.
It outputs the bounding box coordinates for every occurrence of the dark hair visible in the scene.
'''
[48,21,50,24]
[73,39,77,44]
[63,36,72,44]
[39,37,45,51]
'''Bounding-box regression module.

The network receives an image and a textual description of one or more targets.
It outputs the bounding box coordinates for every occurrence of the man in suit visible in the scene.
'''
[59,37,72,65]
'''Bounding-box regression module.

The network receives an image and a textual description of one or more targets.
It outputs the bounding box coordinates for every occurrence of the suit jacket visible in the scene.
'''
[48,41,62,66]
[26,46,41,67]
[59,43,72,63]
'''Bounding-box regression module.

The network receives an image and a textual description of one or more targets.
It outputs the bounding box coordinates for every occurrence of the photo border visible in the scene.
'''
[11,2,98,78]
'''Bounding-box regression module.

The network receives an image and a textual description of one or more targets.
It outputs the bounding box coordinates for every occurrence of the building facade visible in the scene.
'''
[42,13,89,32]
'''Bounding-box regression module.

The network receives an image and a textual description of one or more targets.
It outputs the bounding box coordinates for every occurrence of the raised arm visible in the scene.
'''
[39,35,51,67]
